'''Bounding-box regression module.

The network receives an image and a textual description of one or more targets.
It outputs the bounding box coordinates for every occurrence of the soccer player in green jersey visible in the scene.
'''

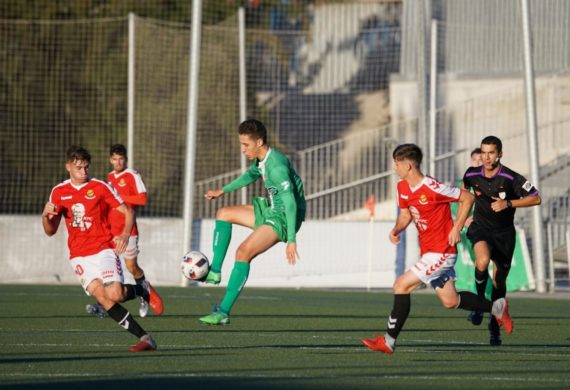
[199,119,306,325]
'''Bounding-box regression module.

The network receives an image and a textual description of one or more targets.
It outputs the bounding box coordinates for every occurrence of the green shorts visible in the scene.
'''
[252,197,304,243]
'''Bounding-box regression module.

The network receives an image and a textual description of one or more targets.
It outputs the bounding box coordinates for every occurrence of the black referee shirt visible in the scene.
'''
[463,164,539,231]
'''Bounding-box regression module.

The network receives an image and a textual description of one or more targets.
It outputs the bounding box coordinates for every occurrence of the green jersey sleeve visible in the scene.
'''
[268,165,298,243]
[222,163,260,193]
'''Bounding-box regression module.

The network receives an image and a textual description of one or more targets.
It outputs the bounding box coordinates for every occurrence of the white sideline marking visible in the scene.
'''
[1,372,569,383]
[3,342,569,359]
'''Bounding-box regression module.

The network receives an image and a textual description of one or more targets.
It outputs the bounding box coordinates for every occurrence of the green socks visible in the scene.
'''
[210,220,232,273]
[219,261,250,314]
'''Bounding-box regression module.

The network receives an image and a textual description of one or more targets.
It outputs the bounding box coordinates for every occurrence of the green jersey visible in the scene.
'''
[222,147,306,242]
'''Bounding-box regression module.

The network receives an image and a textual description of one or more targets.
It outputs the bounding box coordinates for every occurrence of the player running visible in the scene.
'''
[199,119,306,325]
[462,136,541,346]
[86,144,157,318]
[361,144,512,354]
[42,145,163,351]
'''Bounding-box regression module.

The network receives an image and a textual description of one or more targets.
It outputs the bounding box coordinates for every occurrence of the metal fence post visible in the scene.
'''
[521,0,546,293]
[182,0,203,286]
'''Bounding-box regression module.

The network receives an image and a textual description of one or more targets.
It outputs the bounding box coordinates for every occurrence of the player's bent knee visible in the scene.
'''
[235,245,254,262]
[441,298,458,309]
[104,283,125,303]
[475,259,490,272]
[215,207,231,221]
[392,278,411,294]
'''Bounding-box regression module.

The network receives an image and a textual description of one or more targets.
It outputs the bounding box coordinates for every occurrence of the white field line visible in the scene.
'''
[0,291,281,301]
[2,340,570,359]
[1,372,569,383]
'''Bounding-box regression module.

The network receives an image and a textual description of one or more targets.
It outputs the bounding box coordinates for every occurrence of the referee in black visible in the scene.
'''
[462,135,541,346]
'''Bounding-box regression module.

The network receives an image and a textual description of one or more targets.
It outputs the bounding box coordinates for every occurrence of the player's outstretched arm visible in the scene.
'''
[41,201,61,236]
[219,166,260,195]
[204,189,224,200]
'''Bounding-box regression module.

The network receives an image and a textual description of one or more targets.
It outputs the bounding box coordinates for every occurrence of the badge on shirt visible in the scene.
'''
[522,181,533,191]
[498,192,506,199]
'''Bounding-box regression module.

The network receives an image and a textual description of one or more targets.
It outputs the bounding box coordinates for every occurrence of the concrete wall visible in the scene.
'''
[1,216,419,289]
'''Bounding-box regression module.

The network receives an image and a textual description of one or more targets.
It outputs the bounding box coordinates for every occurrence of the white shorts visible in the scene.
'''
[70,248,124,294]
[123,235,140,260]
[410,252,457,289]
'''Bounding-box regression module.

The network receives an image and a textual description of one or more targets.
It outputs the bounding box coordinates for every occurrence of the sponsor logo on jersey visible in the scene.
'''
[61,195,72,200]
[118,178,127,187]
[522,181,533,191]
[419,194,428,205]
[400,194,408,199]
[281,181,290,191]
[85,189,96,199]
[71,203,92,230]
[499,192,506,199]
[409,206,427,231]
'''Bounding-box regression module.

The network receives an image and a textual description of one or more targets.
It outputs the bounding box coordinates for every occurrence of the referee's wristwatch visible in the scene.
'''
[506,200,513,209]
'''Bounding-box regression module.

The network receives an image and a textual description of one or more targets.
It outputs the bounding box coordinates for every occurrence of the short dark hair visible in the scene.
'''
[66,145,91,163]
[238,119,267,145]
[393,143,423,167]
[110,143,127,157]
[481,136,502,153]
[470,147,482,157]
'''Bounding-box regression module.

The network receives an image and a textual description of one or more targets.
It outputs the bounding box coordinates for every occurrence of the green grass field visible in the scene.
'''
[1,284,569,389]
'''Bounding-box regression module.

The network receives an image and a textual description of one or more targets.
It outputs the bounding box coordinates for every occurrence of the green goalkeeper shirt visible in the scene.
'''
[222,147,306,243]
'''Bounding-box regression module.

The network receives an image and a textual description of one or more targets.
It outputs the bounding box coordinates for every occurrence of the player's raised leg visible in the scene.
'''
[433,265,513,336]
[204,205,255,285]
[200,225,279,325]
[436,275,512,336]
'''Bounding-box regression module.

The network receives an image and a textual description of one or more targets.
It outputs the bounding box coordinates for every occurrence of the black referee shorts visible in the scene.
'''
[466,223,516,269]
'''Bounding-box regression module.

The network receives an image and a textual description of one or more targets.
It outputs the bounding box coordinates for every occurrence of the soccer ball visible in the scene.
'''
[180,250,210,281]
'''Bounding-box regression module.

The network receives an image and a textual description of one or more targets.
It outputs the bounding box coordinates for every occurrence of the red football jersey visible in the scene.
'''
[49,178,123,259]
[106,168,147,236]
[397,176,460,255]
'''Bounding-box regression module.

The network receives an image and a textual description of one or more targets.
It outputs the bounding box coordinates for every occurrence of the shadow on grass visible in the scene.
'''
[0,377,339,390]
